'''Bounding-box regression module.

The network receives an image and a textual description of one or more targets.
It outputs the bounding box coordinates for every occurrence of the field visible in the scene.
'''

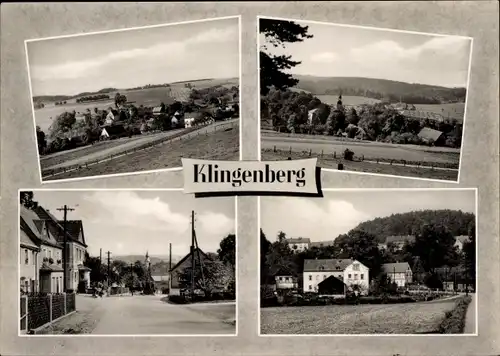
[315,95,381,106]
[413,102,465,122]
[33,77,239,132]
[260,298,459,334]
[262,150,459,181]
[46,120,239,181]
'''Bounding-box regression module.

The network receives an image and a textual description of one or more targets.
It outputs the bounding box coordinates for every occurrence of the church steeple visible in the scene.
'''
[336,93,343,111]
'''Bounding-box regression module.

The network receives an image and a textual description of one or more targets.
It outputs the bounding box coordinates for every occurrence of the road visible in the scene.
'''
[42,119,238,172]
[48,294,236,335]
[261,134,460,164]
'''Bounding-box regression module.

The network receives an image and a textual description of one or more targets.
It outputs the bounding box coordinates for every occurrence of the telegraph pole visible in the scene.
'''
[191,210,195,297]
[106,251,111,288]
[56,205,75,292]
[169,242,172,292]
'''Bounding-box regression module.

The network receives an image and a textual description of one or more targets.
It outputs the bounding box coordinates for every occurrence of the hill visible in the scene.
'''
[292,75,467,105]
[351,209,475,243]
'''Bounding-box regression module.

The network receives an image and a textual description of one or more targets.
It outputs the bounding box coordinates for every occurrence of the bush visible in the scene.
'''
[343,148,354,161]
[168,295,189,304]
[437,295,472,333]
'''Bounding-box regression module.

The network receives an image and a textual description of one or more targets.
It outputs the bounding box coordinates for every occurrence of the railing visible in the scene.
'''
[20,292,76,333]
[42,120,237,179]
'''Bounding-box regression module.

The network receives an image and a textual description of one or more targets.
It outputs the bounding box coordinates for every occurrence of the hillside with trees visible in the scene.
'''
[292,75,467,104]
[352,209,475,243]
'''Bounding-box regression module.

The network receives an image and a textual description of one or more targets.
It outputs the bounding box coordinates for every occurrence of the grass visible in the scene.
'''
[315,95,381,106]
[437,295,472,334]
[260,298,459,334]
[261,150,459,181]
[48,123,239,180]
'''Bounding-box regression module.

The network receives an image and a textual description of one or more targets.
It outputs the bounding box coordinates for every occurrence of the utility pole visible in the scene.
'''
[106,251,111,288]
[169,243,172,292]
[191,210,195,297]
[56,205,75,292]
[99,248,102,282]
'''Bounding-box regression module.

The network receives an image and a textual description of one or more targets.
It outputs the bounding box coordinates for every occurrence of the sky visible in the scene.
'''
[260,19,472,87]
[27,17,239,96]
[260,190,476,242]
[29,190,235,259]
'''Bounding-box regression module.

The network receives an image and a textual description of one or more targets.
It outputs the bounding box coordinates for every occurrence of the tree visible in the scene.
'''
[114,93,127,108]
[49,111,76,139]
[259,19,313,95]
[463,221,476,289]
[261,229,272,285]
[20,191,38,209]
[179,260,234,294]
[36,126,47,154]
[217,234,236,267]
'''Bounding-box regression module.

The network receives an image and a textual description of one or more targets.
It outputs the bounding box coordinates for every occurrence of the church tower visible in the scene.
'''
[336,93,343,111]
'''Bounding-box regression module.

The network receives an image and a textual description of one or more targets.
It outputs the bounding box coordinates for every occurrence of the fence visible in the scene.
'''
[42,120,237,179]
[263,146,459,171]
[20,292,76,333]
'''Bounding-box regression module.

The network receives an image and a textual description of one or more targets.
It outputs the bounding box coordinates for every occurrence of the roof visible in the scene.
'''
[152,275,169,282]
[152,106,162,113]
[20,229,39,250]
[286,237,311,244]
[317,275,346,287]
[184,112,204,120]
[418,127,443,141]
[102,124,127,136]
[455,235,470,244]
[78,264,91,271]
[20,206,60,248]
[32,206,87,247]
[310,240,335,248]
[40,261,64,272]
[385,235,415,244]
[304,259,353,272]
[382,262,412,274]
[169,247,212,272]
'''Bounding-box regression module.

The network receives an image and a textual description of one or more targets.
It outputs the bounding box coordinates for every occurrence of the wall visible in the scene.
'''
[20,247,38,293]
[67,241,87,290]
[303,271,343,293]
[344,262,370,294]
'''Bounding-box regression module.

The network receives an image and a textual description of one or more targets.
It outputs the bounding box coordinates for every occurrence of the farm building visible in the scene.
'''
[286,237,311,252]
[317,276,346,296]
[101,124,127,140]
[152,106,163,116]
[454,235,470,251]
[169,247,214,296]
[418,127,445,145]
[183,112,205,128]
[379,235,416,251]
[381,262,413,287]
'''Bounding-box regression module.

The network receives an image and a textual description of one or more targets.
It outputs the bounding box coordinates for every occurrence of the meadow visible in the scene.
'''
[260,298,461,334]
[413,102,465,122]
[315,95,381,106]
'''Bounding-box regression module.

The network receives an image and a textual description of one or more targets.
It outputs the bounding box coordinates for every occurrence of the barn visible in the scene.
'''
[100,124,127,140]
[418,127,445,145]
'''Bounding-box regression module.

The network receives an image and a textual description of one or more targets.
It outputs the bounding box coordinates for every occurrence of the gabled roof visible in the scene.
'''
[304,259,353,272]
[382,262,412,274]
[455,235,470,244]
[102,124,127,136]
[20,206,60,249]
[385,235,415,244]
[20,229,39,250]
[418,127,443,141]
[286,237,311,244]
[310,240,335,248]
[169,247,212,272]
[152,106,163,113]
[32,206,87,247]
[317,275,346,287]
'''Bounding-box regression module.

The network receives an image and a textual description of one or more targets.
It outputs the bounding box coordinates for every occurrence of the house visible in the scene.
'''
[418,127,445,145]
[152,106,163,116]
[105,108,119,125]
[303,259,369,294]
[169,247,214,295]
[286,237,310,252]
[184,112,204,128]
[309,240,335,249]
[273,267,298,290]
[380,235,416,251]
[32,206,90,292]
[100,124,127,140]
[454,235,470,251]
[435,266,469,291]
[20,216,40,294]
[382,262,413,287]
[307,108,319,124]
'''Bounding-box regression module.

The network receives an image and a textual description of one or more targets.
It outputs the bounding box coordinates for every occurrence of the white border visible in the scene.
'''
[24,15,242,185]
[256,16,474,184]
[18,188,238,337]
[257,188,479,337]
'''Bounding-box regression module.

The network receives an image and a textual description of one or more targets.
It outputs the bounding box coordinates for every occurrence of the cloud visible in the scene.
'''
[311,51,337,63]
[83,191,189,234]
[261,198,372,241]
[29,24,238,81]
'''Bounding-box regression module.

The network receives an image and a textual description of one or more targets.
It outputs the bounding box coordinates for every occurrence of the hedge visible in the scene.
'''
[168,291,235,304]
[437,295,472,333]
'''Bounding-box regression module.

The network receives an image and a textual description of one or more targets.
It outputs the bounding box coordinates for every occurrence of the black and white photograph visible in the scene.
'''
[259,17,472,182]
[260,189,477,335]
[19,189,236,335]
[27,16,240,183]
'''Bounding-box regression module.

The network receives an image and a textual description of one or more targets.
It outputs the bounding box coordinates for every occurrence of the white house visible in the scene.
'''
[454,235,470,251]
[303,259,369,295]
[382,262,413,287]
[20,220,40,294]
[105,109,119,125]
[286,237,310,253]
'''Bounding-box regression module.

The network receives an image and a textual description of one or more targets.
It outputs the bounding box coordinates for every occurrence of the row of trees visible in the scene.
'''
[261,218,476,293]
[76,94,110,103]
[262,89,463,148]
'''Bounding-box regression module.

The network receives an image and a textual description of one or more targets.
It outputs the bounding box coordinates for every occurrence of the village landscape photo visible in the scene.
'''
[260,189,477,335]
[259,18,472,182]
[27,17,240,182]
[19,190,236,335]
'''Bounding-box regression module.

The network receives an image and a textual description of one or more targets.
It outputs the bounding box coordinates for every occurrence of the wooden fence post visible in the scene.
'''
[309,149,312,157]
[289,146,292,155]
[321,150,324,158]
[64,292,67,315]
[333,151,336,159]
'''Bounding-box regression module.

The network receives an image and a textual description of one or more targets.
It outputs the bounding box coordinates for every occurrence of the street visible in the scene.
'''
[43,294,236,335]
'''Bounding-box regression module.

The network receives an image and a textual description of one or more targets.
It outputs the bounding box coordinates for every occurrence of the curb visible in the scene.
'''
[30,310,77,335]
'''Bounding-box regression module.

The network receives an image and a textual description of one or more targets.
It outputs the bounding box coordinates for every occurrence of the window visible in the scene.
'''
[309,275,312,281]
[354,274,358,280]
[348,274,352,279]
[32,251,36,265]
[308,285,312,290]
[353,263,360,271]
[48,250,52,259]
[43,248,47,258]
[360,274,364,280]
[25,249,29,264]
